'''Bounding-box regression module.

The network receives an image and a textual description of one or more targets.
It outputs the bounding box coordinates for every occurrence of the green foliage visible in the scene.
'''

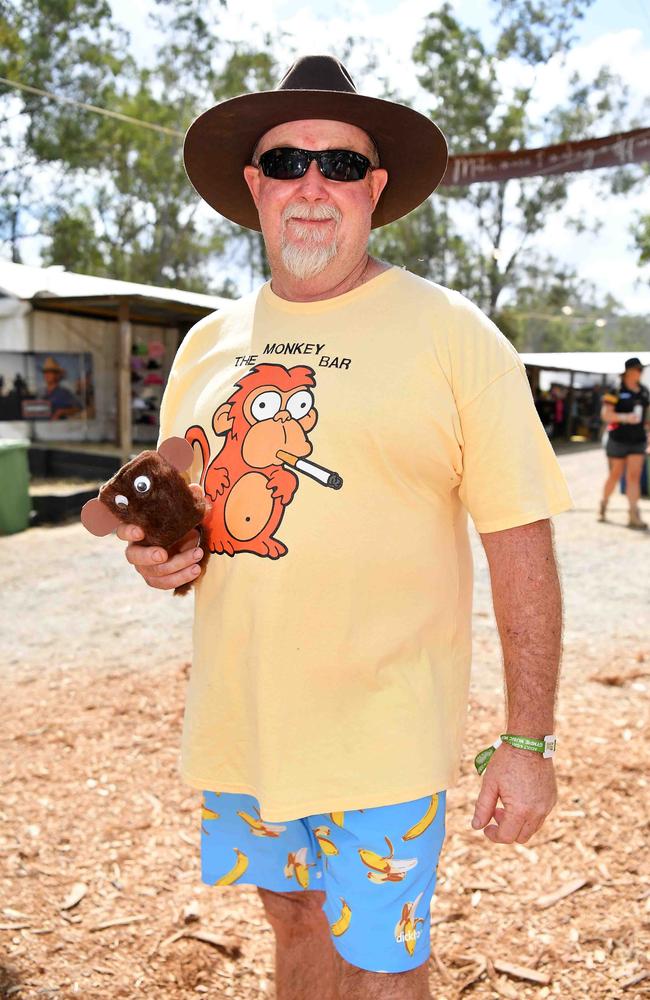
[494,259,650,352]
[0,0,644,313]
[41,206,105,274]
[633,214,650,269]
[382,1,636,318]
[493,0,596,64]
[0,0,280,289]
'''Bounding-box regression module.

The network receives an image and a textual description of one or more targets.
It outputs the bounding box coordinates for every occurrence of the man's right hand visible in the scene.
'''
[117,524,203,590]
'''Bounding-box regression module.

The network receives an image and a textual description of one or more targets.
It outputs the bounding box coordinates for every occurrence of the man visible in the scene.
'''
[117,57,572,1000]
[40,356,82,420]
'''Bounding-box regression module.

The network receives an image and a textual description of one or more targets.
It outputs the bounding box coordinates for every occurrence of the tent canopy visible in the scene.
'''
[0,260,230,326]
[520,351,650,375]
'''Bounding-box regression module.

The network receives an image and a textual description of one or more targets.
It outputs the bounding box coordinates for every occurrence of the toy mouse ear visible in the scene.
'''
[80,497,121,536]
[158,436,194,472]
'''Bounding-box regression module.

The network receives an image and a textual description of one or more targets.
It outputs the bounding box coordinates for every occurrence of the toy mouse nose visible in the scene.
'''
[115,494,129,507]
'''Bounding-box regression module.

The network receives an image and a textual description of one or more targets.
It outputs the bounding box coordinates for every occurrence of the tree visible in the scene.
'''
[633,213,650,269]
[372,1,637,322]
[495,258,604,350]
[0,0,278,290]
[493,0,596,64]
[0,0,128,261]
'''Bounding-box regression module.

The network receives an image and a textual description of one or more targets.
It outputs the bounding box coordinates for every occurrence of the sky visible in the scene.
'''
[108,1,650,312]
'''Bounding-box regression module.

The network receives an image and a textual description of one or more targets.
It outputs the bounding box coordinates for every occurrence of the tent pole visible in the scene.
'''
[117,300,132,463]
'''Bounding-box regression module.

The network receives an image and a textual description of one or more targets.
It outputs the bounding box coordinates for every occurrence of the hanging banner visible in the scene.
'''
[442,127,650,187]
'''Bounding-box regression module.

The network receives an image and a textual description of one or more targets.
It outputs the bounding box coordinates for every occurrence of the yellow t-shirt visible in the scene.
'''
[158,267,572,821]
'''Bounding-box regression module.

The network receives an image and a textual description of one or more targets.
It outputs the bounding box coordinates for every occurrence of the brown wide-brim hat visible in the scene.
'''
[183,54,448,231]
[41,356,66,376]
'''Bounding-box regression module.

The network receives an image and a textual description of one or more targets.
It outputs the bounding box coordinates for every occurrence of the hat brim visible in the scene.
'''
[183,90,448,231]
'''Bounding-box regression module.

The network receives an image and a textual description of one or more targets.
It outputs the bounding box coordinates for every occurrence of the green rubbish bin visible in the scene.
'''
[0,439,31,535]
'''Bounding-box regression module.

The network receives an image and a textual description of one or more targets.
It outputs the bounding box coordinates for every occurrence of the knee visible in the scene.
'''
[334,951,431,998]
[257,888,327,937]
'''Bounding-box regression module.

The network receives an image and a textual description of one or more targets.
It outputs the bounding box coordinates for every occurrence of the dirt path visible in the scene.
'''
[1,447,649,999]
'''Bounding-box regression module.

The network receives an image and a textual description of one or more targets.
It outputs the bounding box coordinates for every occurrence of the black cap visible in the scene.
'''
[624,357,644,371]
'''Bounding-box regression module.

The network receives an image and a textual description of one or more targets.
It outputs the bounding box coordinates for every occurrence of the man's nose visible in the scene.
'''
[296,158,329,197]
[273,409,292,423]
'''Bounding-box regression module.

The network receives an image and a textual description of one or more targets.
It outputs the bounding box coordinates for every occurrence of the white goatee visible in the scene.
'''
[280,203,341,280]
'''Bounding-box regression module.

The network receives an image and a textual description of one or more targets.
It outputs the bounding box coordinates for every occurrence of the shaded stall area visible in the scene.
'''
[0,262,228,526]
[521,351,650,446]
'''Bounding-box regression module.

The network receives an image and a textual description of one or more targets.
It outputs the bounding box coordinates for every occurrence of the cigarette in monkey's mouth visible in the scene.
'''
[276,449,343,490]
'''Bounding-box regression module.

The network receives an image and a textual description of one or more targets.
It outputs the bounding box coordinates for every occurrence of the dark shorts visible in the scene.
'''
[606,439,647,459]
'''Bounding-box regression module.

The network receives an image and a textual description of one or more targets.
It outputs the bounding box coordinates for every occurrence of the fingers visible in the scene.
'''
[516,815,545,844]
[171,528,202,554]
[143,554,203,591]
[118,524,203,591]
[471,779,498,830]
[482,809,525,844]
[124,540,168,569]
[134,544,204,590]
[481,805,547,844]
[116,523,144,543]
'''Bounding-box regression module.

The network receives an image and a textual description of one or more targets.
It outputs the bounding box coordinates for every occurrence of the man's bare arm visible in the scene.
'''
[471,518,561,844]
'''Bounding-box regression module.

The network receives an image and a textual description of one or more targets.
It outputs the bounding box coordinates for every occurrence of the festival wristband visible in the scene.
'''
[474,734,557,775]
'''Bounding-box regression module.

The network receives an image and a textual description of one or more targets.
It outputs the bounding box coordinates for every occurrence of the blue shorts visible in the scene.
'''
[200,790,446,973]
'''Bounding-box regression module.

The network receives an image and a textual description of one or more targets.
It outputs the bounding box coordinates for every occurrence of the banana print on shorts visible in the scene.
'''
[401,794,438,841]
[330,897,352,937]
[284,847,315,888]
[358,835,418,883]
[394,892,425,956]
[214,848,249,886]
[313,825,339,857]
[237,806,287,838]
[201,796,220,835]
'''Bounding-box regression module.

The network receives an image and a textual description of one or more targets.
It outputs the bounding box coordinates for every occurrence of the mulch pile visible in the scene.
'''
[2,646,648,999]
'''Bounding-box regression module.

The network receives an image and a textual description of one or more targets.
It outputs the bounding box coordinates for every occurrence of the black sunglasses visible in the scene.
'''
[257,147,374,182]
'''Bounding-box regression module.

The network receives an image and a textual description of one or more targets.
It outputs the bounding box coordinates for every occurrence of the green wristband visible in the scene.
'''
[474,734,557,775]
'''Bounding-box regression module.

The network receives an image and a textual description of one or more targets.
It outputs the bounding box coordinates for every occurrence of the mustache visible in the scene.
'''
[281,202,342,227]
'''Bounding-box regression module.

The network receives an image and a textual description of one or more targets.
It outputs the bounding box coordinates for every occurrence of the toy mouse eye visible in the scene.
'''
[115,494,129,508]
[134,475,151,494]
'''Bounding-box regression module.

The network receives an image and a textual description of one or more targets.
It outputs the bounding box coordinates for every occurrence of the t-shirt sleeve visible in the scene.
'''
[157,369,180,447]
[601,392,618,406]
[447,292,573,533]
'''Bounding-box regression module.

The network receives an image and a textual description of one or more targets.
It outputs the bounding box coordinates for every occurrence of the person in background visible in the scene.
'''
[599,357,649,529]
[40,356,82,420]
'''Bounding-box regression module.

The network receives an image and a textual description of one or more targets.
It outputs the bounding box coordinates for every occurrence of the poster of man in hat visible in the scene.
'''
[0,351,93,421]
[37,355,83,420]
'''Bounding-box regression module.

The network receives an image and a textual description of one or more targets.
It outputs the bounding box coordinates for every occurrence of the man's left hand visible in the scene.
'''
[471,743,557,844]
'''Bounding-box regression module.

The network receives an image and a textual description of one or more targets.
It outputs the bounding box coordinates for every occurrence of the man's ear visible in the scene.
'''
[369,168,389,212]
[243,165,261,209]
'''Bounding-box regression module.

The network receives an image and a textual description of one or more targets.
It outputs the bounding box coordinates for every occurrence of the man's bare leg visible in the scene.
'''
[257,888,337,1000]
[334,951,432,999]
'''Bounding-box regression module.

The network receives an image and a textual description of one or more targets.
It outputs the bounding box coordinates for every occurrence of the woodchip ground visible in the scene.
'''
[1,446,648,999]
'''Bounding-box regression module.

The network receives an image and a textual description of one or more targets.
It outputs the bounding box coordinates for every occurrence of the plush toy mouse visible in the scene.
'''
[80,436,207,595]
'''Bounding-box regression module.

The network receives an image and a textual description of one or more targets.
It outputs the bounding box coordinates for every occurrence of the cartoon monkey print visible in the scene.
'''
[186,363,325,559]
